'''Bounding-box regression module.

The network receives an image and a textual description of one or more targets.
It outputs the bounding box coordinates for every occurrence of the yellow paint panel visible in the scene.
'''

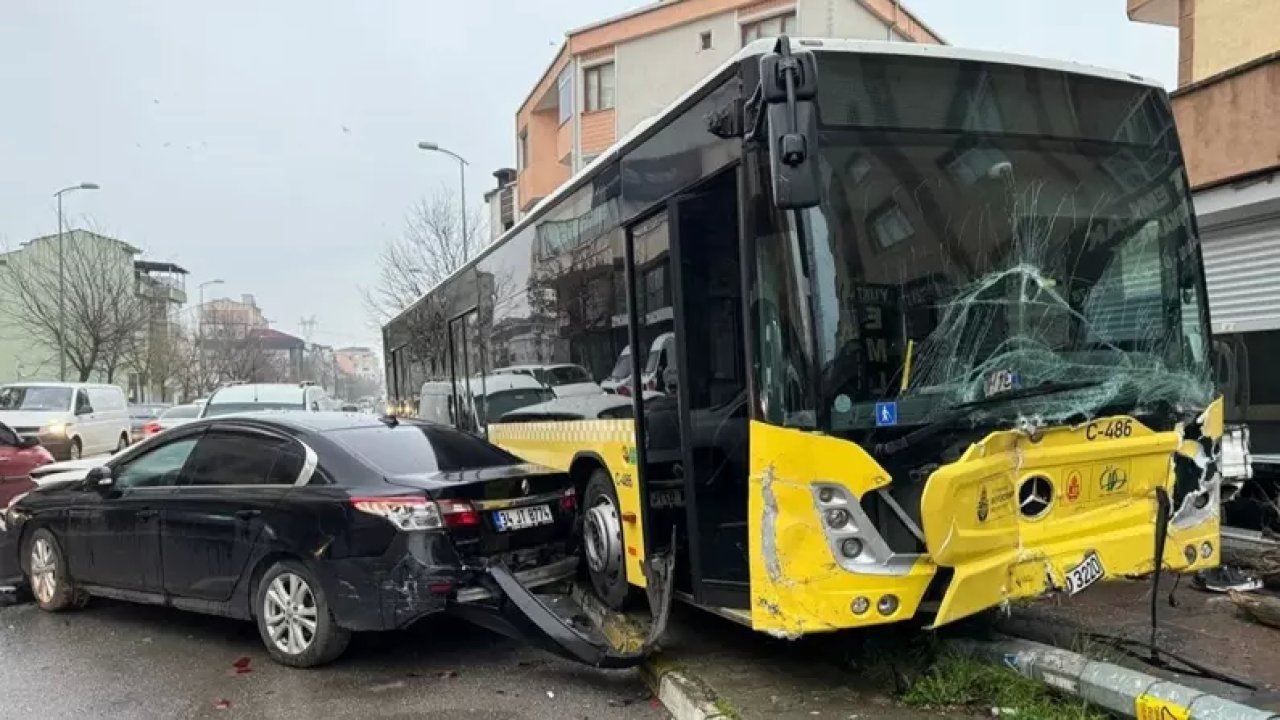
[920,411,1224,626]
[1136,694,1190,720]
[489,419,649,588]
[748,421,934,635]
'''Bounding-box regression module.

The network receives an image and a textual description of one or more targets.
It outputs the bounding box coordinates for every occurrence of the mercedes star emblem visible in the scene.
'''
[521,479,531,496]
[1017,475,1054,519]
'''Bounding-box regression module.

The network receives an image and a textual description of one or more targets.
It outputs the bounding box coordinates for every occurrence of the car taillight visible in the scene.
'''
[437,498,479,528]
[143,421,162,435]
[560,487,576,512]
[350,496,443,531]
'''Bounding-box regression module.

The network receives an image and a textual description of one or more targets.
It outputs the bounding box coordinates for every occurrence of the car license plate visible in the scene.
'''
[1064,552,1105,595]
[491,504,553,532]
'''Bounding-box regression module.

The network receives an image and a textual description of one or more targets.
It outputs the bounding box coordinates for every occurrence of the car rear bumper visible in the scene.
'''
[315,531,577,632]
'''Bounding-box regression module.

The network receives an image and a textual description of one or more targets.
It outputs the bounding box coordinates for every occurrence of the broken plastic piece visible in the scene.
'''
[1194,566,1263,593]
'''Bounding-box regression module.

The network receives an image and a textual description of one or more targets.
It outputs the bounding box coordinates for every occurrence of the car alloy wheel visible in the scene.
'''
[29,538,57,604]
[263,572,319,655]
[68,439,81,461]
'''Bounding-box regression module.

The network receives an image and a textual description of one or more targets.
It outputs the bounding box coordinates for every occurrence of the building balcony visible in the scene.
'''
[1127,0,1177,25]
[1172,52,1280,190]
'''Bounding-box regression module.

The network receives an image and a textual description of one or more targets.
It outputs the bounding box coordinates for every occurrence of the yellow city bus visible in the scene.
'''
[384,37,1243,661]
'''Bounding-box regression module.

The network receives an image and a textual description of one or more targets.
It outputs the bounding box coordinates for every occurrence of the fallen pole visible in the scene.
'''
[949,637,1280,720]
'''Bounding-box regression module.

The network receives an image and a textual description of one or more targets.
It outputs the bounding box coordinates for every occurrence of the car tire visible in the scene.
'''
[67,438,82,461]
[115,433,129,453]
[583,468,635,611]
[255,560,350,668]
[24,528,88,612]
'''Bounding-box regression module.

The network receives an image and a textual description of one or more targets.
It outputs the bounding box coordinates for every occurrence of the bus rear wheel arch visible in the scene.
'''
[582,467,635,611]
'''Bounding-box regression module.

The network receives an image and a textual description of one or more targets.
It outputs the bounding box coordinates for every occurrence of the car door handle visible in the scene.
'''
[234,510,261,521]
[136,509,158,520]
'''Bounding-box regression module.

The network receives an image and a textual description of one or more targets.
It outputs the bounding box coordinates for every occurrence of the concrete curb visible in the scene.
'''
[951,637,1280,720]
[569,583,728,720]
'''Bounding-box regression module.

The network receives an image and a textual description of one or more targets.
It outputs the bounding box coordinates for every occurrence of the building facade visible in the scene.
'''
[494,0,940,223]
[0,230,188,401]
[1127,0,1280,454]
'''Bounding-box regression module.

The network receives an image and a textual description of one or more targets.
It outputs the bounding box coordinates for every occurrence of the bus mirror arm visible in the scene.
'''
[759,36,821,210]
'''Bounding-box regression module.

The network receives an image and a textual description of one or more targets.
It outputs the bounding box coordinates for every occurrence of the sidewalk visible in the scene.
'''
[1000,576,1280,704]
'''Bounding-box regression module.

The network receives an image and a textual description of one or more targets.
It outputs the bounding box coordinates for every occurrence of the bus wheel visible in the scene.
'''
[584,468,633,610]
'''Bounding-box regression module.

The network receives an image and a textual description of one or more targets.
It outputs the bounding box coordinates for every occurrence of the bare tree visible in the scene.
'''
[199,306,287,387]
[0,230,151,382]
[124,320,192,401]
[363,186,487,325]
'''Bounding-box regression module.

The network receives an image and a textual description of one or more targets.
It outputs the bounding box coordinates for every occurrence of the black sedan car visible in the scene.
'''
[0,412,581,667]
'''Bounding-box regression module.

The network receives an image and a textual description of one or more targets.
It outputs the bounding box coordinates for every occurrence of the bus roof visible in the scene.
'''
[386,38,1161,328]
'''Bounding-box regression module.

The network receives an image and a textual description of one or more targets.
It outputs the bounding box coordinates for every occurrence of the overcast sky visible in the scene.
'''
[0,1,1178,353]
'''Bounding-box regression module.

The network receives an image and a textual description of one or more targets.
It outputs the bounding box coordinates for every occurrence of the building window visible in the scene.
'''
[741,12,796,45]
[518,129,528,170]
[584,62,615,113]
[700,31,712,50]
[557,65,573,125]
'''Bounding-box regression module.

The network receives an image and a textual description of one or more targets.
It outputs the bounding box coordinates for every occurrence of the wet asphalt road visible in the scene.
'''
[0,598,665,719]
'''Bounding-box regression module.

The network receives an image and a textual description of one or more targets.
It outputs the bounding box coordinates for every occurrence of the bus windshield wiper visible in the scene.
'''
[873,379,1104,459]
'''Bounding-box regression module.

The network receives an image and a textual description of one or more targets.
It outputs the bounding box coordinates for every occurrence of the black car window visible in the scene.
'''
[75,390,93,415]
[328,424,522,476]
[114,437,201,489]
[182,431,302,486]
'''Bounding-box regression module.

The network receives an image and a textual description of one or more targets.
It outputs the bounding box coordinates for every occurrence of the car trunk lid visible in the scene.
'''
[384,463,575,563]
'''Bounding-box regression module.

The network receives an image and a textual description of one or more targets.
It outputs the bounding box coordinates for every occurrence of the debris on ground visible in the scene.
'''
[231,656,252,675]
[436,670,457,679]
[1228,590,1280,630]
[213,699,232,710]
[1195,566,1264,593]
[368,681,406,693]
[546,690,555,699]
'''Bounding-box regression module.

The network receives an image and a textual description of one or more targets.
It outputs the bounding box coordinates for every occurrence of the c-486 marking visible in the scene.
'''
[1085,418,1133,441]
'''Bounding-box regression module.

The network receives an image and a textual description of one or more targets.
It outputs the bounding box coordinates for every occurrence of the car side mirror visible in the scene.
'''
[84,466,114,490]
[17,435,40,449]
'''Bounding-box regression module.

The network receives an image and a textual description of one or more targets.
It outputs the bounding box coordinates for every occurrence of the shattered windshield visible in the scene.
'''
[759,53,1212,432]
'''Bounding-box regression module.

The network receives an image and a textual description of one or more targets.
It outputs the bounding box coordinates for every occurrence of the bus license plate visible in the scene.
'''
[492,505,553,532]
[1065,552,1105,595]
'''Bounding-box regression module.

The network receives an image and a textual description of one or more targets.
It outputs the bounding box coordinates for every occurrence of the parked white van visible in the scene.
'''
[0,382,132,460]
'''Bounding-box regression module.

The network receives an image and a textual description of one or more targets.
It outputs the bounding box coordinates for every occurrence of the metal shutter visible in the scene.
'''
[1201,216,1280,334]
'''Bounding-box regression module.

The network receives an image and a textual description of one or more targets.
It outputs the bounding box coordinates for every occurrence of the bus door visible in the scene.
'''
[668,168,749,608]
[447,310,485,434]
[627,167,749,608]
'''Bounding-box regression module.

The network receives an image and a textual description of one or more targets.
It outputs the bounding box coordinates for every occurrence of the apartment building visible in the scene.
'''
[487,0,940,231]
[1127,0,1280,454]
[0,230,188,401]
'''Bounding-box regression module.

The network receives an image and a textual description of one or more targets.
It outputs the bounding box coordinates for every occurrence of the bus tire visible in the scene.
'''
[583,468,635,611]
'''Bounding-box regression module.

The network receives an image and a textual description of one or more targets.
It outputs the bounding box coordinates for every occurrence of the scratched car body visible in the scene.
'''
[0,412,580,667]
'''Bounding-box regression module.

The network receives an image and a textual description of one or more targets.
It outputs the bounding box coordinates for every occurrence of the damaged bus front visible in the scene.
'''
[743,40,1248,635]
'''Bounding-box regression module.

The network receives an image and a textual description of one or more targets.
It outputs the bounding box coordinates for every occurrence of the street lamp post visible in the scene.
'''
[416,142,471,261]
[197,279,224,395]
[53,182,100,381]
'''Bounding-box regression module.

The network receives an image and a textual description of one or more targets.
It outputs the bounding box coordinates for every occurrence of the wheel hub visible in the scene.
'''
[29,539,56,604]
[584,496,623,577]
